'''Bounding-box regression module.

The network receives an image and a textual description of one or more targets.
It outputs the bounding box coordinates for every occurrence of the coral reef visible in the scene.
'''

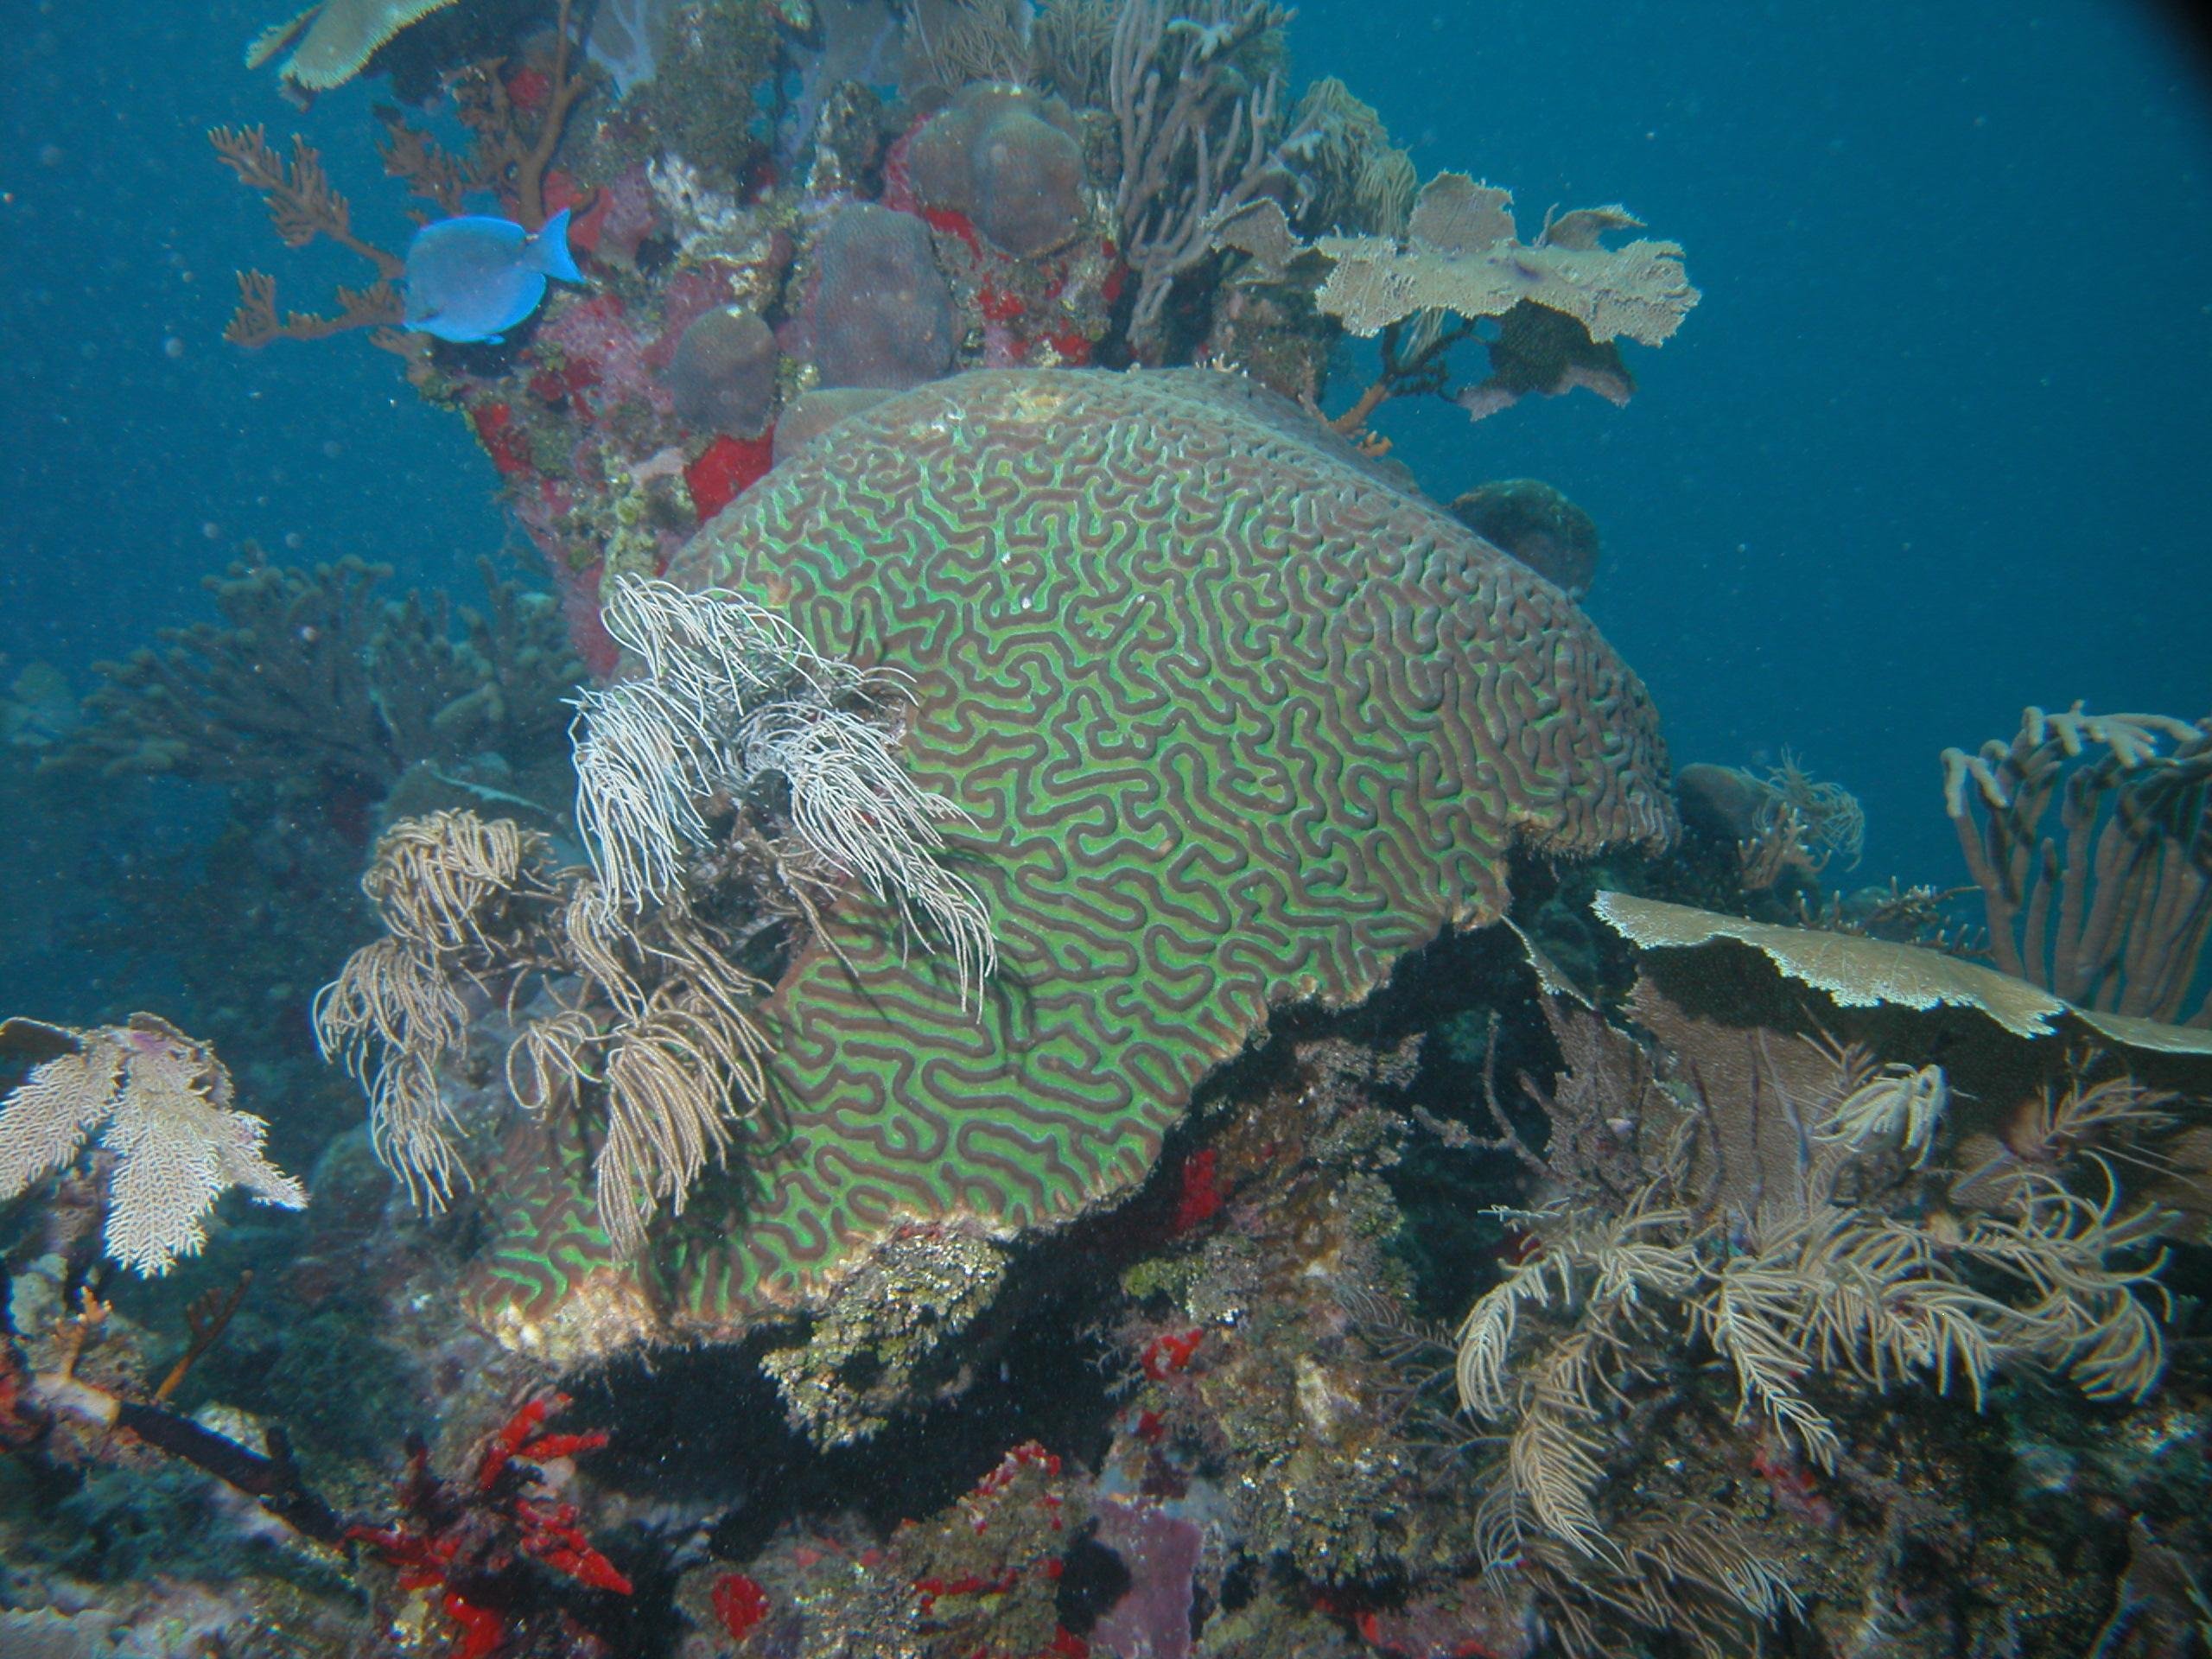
[907,84,1087,258]
[1109,0,1308,355]
[594,367,1670,1348]
[208,124,408,352]
[66,13,2171,1659]
[810,201,960,390]
[208,0,1699,673]
[1455,991,2167,1563]
[0,1015,304,1276]
[1945,702,2212,1025]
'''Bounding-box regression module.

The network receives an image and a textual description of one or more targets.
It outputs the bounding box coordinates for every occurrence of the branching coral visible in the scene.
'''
[1452,982,2178,1616]
[0,1014,304,1276]
[404,0,592,232]
[64,552,579,815]
[1109,0,1313,356]
[226,0,588,356]
[1289,76,1416,238]
[1031,0,1119,107]
[1944,702,2212,1024]
[907,0,1033,88]
[207,124,408,350]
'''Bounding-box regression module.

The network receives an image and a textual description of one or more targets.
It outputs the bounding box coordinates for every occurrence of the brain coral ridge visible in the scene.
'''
[469,369,1671,1355]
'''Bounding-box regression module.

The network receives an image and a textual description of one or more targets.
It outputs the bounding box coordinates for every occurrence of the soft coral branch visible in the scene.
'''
[210,124,416,349]
[210,124,403,277]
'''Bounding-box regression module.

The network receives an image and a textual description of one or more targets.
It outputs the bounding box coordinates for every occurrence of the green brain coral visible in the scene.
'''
[466,368,1671,1356]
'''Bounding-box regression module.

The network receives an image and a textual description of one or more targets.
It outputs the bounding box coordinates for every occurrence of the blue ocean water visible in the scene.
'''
[5,0,2208,896]
[1312,0,2212,883]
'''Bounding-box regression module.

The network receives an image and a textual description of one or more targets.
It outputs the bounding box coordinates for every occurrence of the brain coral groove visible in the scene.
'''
[470,370,1671,1350]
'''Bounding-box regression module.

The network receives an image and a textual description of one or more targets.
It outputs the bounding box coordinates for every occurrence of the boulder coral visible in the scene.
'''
[906,86,1087,259]
[664,307,780,439]
[811,202,957,391]
[466,369,1672,1362]
[1451,478,1602,599]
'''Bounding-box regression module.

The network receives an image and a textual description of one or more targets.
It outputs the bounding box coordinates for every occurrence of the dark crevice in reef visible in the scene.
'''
[570,1262,1124,1560]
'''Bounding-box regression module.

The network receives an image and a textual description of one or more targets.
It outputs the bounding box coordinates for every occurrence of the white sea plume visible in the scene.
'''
[571,576,996,1004]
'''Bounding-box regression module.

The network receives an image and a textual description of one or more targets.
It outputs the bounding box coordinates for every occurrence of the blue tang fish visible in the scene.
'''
[403,208,583,344]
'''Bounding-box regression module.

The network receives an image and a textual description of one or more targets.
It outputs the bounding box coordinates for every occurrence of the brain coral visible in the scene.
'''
[906,86,1086,259]
[467,369,1670,1355]
[812,203,957,391]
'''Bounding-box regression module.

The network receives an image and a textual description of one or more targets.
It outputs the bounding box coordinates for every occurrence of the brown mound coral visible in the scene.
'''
[811,203,957,391]
[906,85,1087,258]
[665,307,780,439]
[1451,478,1601,599]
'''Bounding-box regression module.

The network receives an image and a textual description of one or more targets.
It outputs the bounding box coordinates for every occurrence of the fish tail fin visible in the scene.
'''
[530,208,585,283]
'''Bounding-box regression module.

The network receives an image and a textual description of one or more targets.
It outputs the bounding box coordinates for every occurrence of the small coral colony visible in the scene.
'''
[2,1,2209,1655]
